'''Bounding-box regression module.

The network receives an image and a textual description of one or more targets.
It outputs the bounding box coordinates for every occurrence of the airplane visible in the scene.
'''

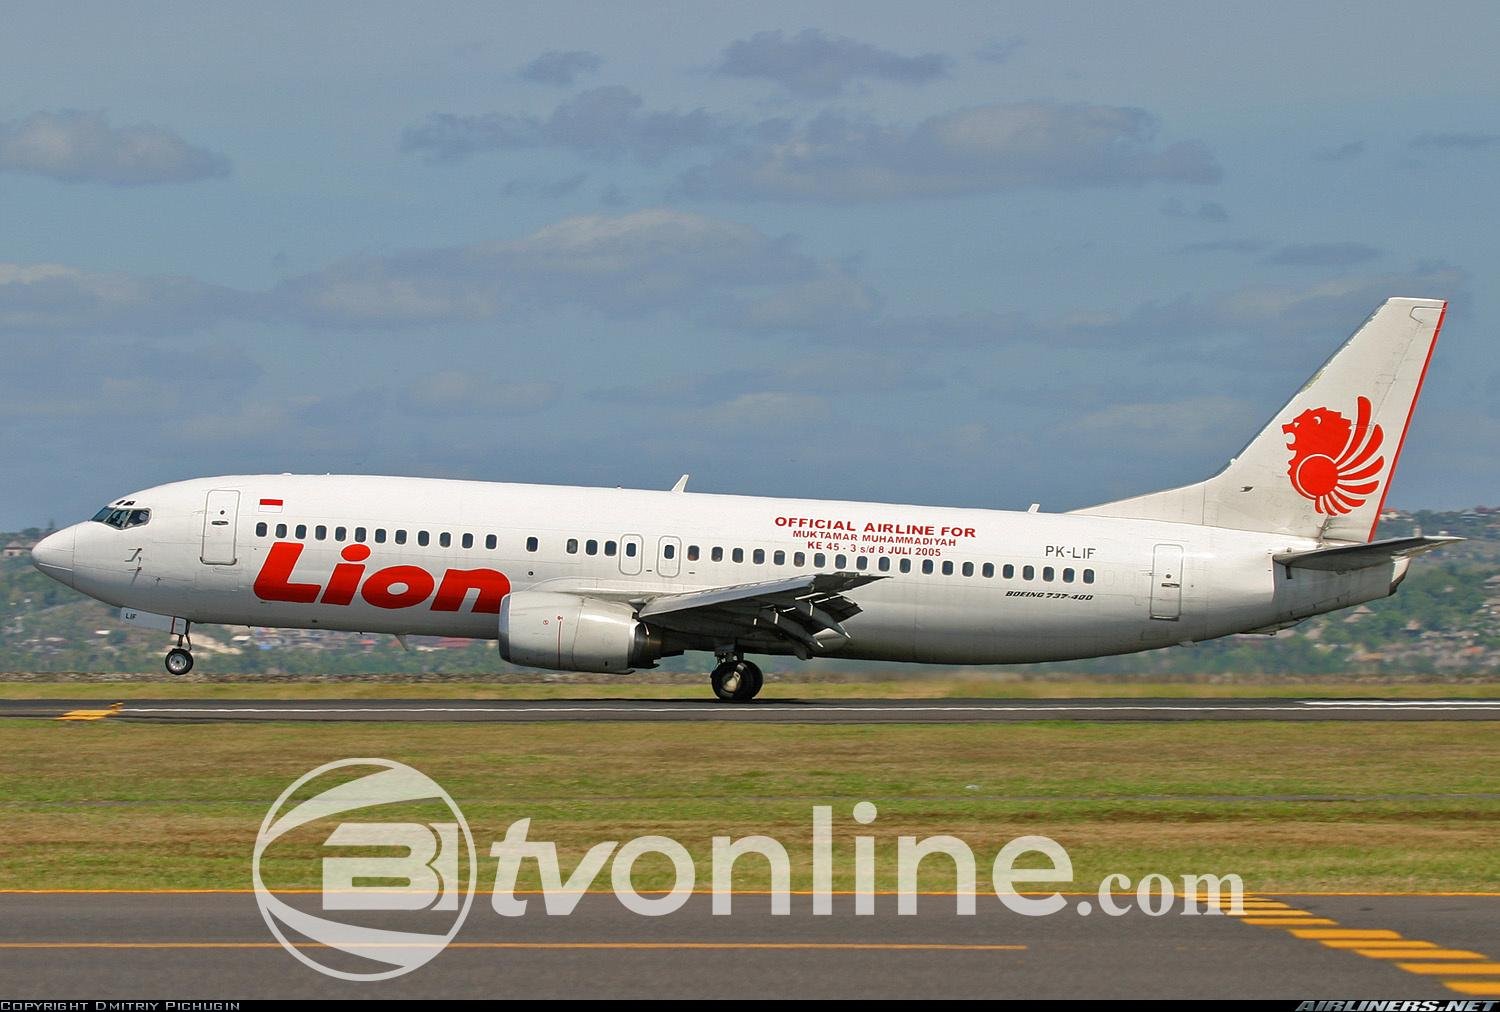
[31,297,1456,702]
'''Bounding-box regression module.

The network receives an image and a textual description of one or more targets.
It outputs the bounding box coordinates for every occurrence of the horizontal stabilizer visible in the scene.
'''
[1272,536,1461,573]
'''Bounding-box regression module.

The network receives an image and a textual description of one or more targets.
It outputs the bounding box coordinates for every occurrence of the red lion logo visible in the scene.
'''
[1283,395,1385,515]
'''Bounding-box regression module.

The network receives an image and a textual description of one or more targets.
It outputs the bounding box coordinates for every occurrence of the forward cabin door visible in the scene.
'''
[200,490,240,565]
[1149,544,1183,620]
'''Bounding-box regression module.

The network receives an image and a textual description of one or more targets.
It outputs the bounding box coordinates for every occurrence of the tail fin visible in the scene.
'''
[1073,297,1446,542]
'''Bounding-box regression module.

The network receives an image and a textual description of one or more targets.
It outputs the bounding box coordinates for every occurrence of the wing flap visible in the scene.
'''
[638,572,885,658]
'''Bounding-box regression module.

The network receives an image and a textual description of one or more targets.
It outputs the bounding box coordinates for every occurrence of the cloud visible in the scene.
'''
[1312,140,1365,162]
[678,103,1221,201]
[1263,242,1382,267]
[519,50,603,86]
[716,29,947,97]
[271,208,871,328]
[1161,197,1228,222]
[1409,131,1500,151]
[1172,238,1266,255]
[974,37,1025,64]
[400,87,736,163]
[0,110,229,185]
[0,262,236,333]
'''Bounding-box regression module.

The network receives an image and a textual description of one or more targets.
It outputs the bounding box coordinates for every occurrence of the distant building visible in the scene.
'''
[2,540,31,559]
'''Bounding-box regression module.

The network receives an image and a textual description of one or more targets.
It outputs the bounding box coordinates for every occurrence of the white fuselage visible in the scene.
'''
[32,474,1405,666]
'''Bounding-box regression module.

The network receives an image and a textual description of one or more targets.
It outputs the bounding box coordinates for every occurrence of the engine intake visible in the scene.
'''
[499,591,662,673]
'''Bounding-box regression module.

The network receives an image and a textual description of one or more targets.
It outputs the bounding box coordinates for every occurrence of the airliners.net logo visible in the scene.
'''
[253,758,1246,980]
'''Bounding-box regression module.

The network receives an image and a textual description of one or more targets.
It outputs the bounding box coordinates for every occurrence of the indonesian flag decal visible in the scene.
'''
[258,498,284,514]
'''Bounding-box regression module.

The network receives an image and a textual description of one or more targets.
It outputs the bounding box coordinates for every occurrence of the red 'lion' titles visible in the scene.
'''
[253,542,511,613]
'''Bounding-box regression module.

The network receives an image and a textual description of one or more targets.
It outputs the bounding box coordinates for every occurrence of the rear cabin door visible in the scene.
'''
[1149,544,1183,620]
[201,490,240,565]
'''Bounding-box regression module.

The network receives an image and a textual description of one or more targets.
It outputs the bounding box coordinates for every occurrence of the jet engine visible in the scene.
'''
[498,591,664,672]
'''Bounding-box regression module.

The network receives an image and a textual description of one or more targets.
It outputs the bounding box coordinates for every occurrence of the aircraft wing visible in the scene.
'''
[638,572,885,658]
[1272,536,1462,573]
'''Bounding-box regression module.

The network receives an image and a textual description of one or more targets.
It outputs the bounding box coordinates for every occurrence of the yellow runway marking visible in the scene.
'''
[1321,940,1437,950]
[1241,918,1337,926]
[55,703,123,722]
[1355,949,1484,960]
[1446,982,1500,997]
[1290,929,1403,940]
[1398,963,1500,975]
[0,941,1026,952]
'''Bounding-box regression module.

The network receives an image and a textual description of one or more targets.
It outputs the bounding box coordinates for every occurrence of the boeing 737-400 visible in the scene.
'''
[31,297,1455,700]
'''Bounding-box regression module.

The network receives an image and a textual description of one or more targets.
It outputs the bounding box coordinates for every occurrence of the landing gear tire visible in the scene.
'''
[711,659,763,702]
[164,647,194,676]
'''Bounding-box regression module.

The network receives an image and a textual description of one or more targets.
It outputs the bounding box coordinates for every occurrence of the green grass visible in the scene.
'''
[4,675,1500,699]
[3,718,1496,894]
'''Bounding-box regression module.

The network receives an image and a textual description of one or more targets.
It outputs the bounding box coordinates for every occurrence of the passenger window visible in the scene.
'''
[923,560,935,574]
[566,538,578,554]
[1003,563,1014,579]
[485,534,497,550]
[313,525,325,541]
[835,554,847,569]
[439,532,451,548]
[586,539,598,555]
[942,561,954,575]
[664,543,676,560]
[773,550,785,565]
[625,541,637,557]
[275,523,288,538]
[687,545,699,561]
[711,547,723,562]
[1063,568,1074,583]
[732,548,744,563]
[962,561,973,577]
[417,531,430,547]
[1022,565,1034,580]
[375,528,387,544]
[982,562,994,578]
[256,522,267,537]
[355,527,367,543]
[856,556,868,570]
[1043,567,1054,582]
[899,558,912,573]
[753,549,765,564]
[462,533,474,549]
[794,552,806,566]
[335,527,346,542]
[604,540,616,556]
[814,553,826,567]
[395,530,407,545]
[878,556,891,572]
[526,537,539,552]
[1083,569,1095,584]
[295,524,307,539]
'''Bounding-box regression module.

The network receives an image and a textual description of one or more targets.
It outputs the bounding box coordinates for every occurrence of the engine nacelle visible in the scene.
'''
[498,591,661,673]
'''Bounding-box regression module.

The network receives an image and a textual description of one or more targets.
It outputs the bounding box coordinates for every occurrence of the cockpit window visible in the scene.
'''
[91,507,151,530]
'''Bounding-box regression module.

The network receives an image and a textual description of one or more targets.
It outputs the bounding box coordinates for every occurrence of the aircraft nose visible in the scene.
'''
[31,527,76,588]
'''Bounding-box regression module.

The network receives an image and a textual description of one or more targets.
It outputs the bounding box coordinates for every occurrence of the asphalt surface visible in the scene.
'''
[1,892,1495,998]
[6,696,1500,723]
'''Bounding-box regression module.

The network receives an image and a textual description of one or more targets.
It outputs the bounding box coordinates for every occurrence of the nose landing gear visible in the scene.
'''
[710,654,763,702]
[164,629,194,676]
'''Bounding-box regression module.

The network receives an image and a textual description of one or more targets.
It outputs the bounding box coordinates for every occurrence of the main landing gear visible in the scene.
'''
[164,628,194,676]
[710,654,763,703]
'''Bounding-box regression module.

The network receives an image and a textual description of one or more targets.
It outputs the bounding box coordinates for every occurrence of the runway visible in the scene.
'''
[6,696,1500,723]
[2,891,1496,998]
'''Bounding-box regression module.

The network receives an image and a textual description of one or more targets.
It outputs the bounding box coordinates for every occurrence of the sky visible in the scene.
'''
[2,1,1497,530]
